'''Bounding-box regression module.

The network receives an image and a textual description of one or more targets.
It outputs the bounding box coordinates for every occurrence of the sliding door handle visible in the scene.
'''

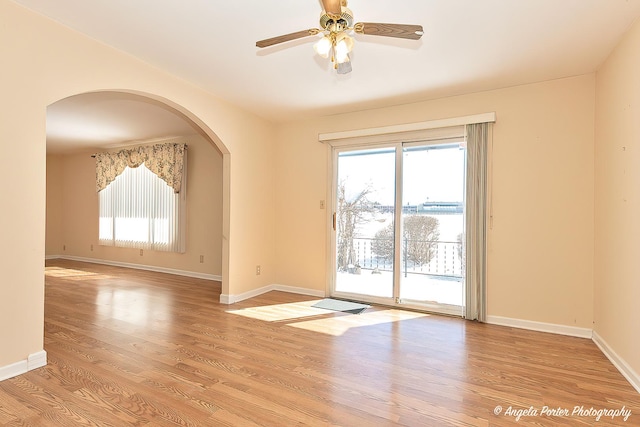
[332,212,336,231]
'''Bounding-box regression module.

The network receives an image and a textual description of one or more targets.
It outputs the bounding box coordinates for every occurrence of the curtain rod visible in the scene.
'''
[318,112,496,143]
[90,144,188,158]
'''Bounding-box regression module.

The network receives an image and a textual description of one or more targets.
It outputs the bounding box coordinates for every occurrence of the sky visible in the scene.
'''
[338,142,465,206]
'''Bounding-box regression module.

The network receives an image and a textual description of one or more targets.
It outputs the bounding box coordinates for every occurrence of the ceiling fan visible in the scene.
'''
[256,0,424,74]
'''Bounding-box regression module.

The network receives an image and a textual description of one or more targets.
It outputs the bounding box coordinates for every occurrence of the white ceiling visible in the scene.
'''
[13,0,640,152]
[47,93,200,153]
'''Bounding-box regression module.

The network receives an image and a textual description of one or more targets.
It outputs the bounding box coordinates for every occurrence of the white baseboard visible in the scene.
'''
[592,331,640,394]
[486,315,593,339]
[49,255,222,282]
[220,285,271,304]
[273,284,326,298]
[0,350,47,382]
[478,316,640,395]
[220,284,325,304]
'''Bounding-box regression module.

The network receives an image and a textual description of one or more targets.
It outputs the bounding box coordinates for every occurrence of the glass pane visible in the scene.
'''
[335,147,396,298]
[98,164,180,251]
[399,143,465,306]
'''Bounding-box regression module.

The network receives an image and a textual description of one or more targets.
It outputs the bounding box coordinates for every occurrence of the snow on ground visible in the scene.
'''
[336,270,463,306]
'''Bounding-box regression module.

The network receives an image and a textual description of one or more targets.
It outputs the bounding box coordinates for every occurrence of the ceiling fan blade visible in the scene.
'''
[256,29,319,48]
[320,0,343,16]
[355,23,424,40]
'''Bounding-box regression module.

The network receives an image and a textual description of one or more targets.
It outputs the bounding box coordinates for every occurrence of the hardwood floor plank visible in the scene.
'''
[0,259,638,426]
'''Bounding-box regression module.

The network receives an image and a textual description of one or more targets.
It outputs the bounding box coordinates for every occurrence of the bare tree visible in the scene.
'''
[336,181,374,271]
[371,222,394,262]
[373,215,440,266]
[404,215,440,266]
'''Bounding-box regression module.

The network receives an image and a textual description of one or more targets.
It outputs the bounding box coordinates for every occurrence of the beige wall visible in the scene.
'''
[45,155,64,254]
[275,74,596,329]
[594,20,640,377]
[0,0,276,368]
[45,135,224,276]
[4,0,638,387]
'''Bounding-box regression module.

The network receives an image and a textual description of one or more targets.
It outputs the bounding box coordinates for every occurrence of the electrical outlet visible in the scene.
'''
[63,245,66,251]
[320,200,325,209]
[256,265,261,275]
[200,255,204,263]
[140,249,143,256]
[90,244,94,251]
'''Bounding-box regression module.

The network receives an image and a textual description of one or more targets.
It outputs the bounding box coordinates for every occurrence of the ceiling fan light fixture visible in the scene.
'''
[320,7,354,31]
[336,59,352,75]
[335,51,350,64]
[314,35,333,58]
[335,33,353,55]
[335,39,352,64]
[255,0,422,76]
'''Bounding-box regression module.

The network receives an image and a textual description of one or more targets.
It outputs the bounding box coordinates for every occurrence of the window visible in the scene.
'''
[98,162,186,253]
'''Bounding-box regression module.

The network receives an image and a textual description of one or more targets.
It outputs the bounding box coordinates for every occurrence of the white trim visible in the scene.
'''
[0,360,27,382]
[592,331,640,394]
[273,284,325,298]
[220,284,325,304]
[325,144,334,298]
[28,350,47,370]
[318,112,496,142]
[219,293,233,304]
[423,314,639,394]
[49,255,222,282]
[486,315,593,339]
[220,285,272,304]
[330,289,464,318]
[0,350,47,382]
[402,301,464,317]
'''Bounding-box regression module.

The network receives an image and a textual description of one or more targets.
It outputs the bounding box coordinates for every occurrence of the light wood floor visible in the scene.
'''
[0,259,638,426]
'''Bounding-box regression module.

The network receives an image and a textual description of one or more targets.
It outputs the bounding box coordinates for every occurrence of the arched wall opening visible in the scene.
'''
[45,90,231,296]
[1,2,283,376]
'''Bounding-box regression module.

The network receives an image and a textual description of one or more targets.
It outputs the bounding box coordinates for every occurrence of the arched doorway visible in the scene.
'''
[45,90,230,293]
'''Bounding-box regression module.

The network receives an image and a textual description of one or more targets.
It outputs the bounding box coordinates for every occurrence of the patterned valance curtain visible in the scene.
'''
[95,143,186,193]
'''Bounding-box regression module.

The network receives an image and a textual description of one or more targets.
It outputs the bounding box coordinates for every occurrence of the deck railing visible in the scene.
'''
[348,238,463,278]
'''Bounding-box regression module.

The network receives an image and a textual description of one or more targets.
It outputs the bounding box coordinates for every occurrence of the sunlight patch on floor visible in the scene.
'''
[95,288,172,328]
[289,309,430,336]
[45,266,111,280]
[226,300,329,322]
[228,300,430,336]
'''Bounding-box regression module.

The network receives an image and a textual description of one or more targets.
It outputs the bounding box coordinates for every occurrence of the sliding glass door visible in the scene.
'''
[334,147,396,299]
[398,143,465,314]
[332,140,466,315]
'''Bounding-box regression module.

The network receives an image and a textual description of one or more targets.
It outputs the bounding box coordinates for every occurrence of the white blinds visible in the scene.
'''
[98,162,186,253]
